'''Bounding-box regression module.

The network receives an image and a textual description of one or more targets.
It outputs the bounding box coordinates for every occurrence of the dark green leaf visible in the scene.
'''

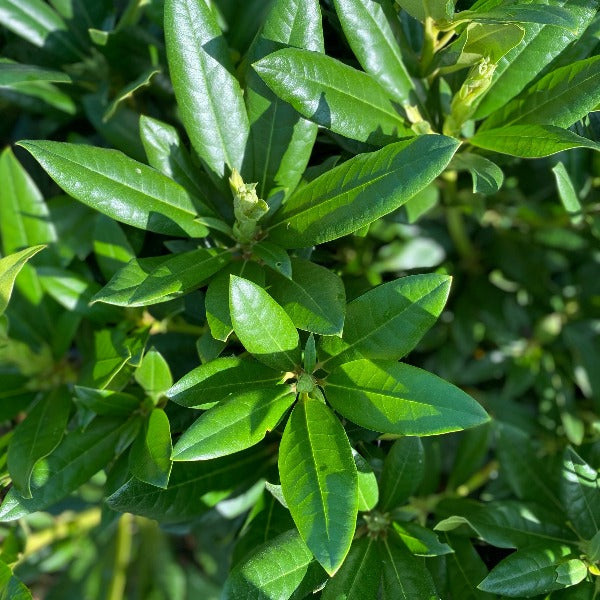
[279,397,358,575]
[449,153,504,195]
[268,136,459,248]
[326,359,489,435]
[93,215,136,280]
[0,246,46,316]
[252,242,292,279]
[74,386,140,416]
[135,348,173,403]
[393,522,453,557]
[0,62,71,85]
[0,560,32,600]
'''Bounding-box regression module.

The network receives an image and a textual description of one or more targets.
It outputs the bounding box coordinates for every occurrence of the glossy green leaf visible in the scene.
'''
[268,258,346,335]
[164,0,248,180]
[6,387,71,498]
[319,273,451,368]
[353,450,379,512]
[445,535,494,600]
[279,397,358,575]
[172,387,295,461]
[0,417,137,521]
[0,245,46,316]
[327,359,489,435]
[230,275,301,371]
[469,124,600,157]
[449,153,504,195]
[455,5,580,29]
[473,1,598,119]
[396,0,453,22]
[478,544,586,597]
[0,560,32,600]
[135,349,173,403]
[380,533,439,599]
[393,522,453,557]
[268,136,459,248]
[74,386,140,416]
[167,357,282,408]
[379,437,424,511]
[435,499,576,549]
[252,242,292,279]
[223,529,315,599]
[0,62,71,85]
[18,140,211,238]
[129,408,173,489]
[205,260,265,342]
[322,537,382,600]
[92,248,231,307]
[334,0,416,104]
[481,56,600,130]
[254,48,414,145]
[454,22,525,67]
[107,446,273,522]
[560,447,600,539]
[552,162,583,224]
[245,0,323,205]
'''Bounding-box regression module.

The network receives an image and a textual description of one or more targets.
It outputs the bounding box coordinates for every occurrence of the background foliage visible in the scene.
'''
[0,0,599,598]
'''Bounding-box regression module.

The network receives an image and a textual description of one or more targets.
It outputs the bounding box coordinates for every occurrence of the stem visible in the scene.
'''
[447,207,477,262]
[420,18,438,77]
[106,513,133,600]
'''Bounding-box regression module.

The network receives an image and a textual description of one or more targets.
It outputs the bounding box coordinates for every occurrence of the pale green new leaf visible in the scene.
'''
[469,125,600,158]
[478,544,587,597]
[481,56,600,130]
[455,5,580,30]
[268,136,459,248]
[165,0,248,180]
[223,530,315,599]
[254,48,414,145]
[321,537,382,600]
[0,245,46,316]
[396,0,453,22]
[319,273,451,368]
[353,450,379,512]
[552,162,583,225]
[129,408,173,489]
[230,275,301,371]
[326,359,489,435]
[279,398,358,575]
[18,140,211,237]
[334,0,416,104]
[7,387,71,498]
[172,387,295,460]
[92,249,231,307]
[135,349,173,403]
[167,357,282,408]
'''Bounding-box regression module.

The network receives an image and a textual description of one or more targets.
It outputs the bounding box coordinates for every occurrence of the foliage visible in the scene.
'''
[0,0,599,598]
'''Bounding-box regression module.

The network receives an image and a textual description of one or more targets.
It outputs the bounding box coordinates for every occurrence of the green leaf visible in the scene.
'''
[74,386,140,416]
[379,437,424,511]
[396,0,453,22]
[268,136,459,248]
[435,499,576,549]
[0,245,46,316]
[445,535,494,600]
[268,258,346,336]
[245,0,323,205]
[321,537,382,600]
[319,273,451,368]
[0,560,32,600]
[380,533,439,599]
[252,242,292,279]
[453,23,526,67]
[455,5,580,30]
[393,522,453,557]
[333,0,416,105]
[129,408,173,489]
[449,153,504,195]
[205,260,265,342]
[254,48,414,145]
[353,450,379,512]
[481,56,600,130]
[552,162,583,225]
[0,417,138,521]
[230,275,301,371]
[560,447,600,539]
[135,349,173,403]
[0,62,71,85]
[469,124,600,158]
[107,446,273,522]
[103,68,160,122]
[18,140,211,238]
[167,357,282,408]
[279,397,358,575]
[223,530,315,599]
[478,544,586,597]
[326,359,489,435]
[473,1,598,119]
[172,387,295,461]
[92,248,231,307]
[164,0,249,180]
[6,387,71,498]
